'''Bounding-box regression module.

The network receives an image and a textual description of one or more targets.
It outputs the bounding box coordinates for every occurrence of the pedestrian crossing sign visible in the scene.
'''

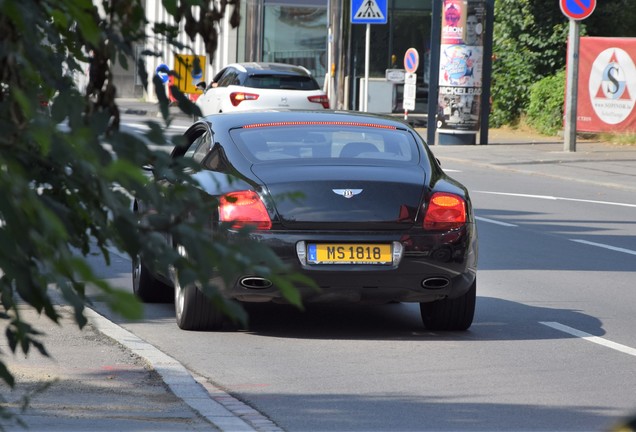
[351,0,388,24]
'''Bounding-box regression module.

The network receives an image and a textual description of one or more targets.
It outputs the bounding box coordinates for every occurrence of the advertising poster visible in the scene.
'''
[437,0,486,133]
[577,37,636,133]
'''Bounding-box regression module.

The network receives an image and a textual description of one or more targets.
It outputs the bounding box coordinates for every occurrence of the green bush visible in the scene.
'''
[526,70,565,135]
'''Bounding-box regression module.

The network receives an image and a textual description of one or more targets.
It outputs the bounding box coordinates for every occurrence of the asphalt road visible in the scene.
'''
[86,114,636,431]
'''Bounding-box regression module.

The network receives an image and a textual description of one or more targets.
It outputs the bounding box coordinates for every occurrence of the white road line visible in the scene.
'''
[570,239,636,256]
[475,216,518,227]
[475,191,636,208]
[540,322,636,358]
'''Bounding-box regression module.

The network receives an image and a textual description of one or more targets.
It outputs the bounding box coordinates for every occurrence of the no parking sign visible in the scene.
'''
[560,0,596,20]
[403,48,419,74]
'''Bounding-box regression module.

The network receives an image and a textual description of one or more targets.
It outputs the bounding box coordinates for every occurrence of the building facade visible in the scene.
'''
[129,0,433,113]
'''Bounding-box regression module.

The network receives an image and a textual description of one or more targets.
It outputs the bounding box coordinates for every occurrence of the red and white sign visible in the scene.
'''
[404,48,419,74]
[575,37,636,133]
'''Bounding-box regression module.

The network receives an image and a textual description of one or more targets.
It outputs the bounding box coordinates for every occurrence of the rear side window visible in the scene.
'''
[230,125,420,164]
[244,74,320,90]
[217,70,240,87]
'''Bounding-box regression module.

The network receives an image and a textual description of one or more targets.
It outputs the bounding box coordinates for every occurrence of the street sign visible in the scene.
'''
[404,48,419,74]
[560,0,596,20]
[404,72,417,85]
[351,0,388,24]
[403,98,416,111]
[385,69,405,83]
[403,72,417,112]
[174,54,206,94]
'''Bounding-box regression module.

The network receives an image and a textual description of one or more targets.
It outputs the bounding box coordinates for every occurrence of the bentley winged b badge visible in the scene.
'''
[332,189,363,199]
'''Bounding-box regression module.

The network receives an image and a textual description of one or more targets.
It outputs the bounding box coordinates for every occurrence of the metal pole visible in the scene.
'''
[364,23,370,112]
[426,0,442,146]
[564,19,580,152]
[479,0,495,145]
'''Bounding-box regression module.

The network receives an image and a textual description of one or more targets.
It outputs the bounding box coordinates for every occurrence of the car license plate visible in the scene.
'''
[307,243,392,265]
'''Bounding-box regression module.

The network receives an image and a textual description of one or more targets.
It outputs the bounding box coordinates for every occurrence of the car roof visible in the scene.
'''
[226,62,313,77]
[198,110,413,132]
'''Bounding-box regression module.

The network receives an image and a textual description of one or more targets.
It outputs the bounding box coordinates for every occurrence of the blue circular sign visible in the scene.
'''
[156,63,170,84]
[560,0,596,20]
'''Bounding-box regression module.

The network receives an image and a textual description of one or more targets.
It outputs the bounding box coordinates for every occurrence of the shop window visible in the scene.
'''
[263,5,327,86]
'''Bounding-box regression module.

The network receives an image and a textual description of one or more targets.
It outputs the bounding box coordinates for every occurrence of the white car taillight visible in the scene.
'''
[308,94,330,109]
[230,92,260,107]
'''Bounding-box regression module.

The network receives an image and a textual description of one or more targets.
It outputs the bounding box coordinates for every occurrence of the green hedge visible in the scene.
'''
[526,70,566,135]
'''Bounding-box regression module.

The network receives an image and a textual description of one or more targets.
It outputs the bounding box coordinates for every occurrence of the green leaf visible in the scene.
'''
[169,86,202,117]
[162,0,179,16]
[0,361,15,388]
[67,2,101,46]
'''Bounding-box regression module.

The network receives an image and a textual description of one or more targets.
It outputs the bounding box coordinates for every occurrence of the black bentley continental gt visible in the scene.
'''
[133,110,478,331]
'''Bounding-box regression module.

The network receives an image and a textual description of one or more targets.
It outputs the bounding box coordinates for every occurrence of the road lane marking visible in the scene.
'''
[570,239,636,256]
[475,191,636,208]
[540,322,636,357]
[475,216,518,227]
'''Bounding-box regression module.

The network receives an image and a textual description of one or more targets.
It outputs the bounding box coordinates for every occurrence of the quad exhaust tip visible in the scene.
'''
[240,277,273,289]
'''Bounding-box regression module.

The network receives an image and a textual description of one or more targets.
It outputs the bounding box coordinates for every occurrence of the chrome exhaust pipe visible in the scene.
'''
[421,277,450,289]
[240,277,273,289]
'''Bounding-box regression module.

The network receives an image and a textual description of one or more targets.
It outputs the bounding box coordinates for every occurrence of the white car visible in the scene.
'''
[195,62,329,116]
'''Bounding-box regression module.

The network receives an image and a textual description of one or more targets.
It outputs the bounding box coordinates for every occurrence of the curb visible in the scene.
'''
[85,307,282,432]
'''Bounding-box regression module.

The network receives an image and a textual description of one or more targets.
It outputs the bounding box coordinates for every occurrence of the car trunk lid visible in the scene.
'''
[251,164,425,229]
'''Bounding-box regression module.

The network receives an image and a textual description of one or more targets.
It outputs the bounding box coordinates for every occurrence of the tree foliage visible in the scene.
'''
[491,0,568,126]
[491,0,636,127]
[0,0,308,412]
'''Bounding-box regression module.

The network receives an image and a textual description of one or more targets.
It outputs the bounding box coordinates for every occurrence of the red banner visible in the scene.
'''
[576,37,636,133]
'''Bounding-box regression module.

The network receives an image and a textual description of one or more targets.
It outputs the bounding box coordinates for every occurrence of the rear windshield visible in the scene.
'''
[243,74,320,90]
[230,124,420,164]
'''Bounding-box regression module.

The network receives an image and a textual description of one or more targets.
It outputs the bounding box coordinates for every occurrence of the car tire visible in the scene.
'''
[174,275,224,331]
[132,258,173,303]
[420,279,476,331]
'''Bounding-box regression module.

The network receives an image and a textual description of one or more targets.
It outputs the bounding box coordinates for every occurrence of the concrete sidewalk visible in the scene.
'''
[426,137,636,193]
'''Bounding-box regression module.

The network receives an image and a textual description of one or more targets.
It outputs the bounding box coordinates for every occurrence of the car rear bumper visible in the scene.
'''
[222,226,478,304]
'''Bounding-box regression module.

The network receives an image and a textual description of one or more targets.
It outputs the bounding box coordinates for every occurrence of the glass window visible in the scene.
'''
[244,74,320,90]
[349,1,432,112]
[217,69,240,87]
[230,125,419,164]
[262,5,327,86]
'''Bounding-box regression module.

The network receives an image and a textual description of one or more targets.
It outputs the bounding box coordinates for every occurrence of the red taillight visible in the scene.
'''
[308,94,330,109]
[219,191,272,230]
[423,192,467,230]
[230,92,259,107]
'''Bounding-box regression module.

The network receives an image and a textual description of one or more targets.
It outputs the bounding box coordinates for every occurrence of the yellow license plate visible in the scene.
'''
[307,243,392,265]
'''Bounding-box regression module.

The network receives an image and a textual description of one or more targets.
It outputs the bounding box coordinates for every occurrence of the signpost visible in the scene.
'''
[403,48,419,119]
[561,0,596,152]
[403,72,417,112]
[351,0,388,112]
